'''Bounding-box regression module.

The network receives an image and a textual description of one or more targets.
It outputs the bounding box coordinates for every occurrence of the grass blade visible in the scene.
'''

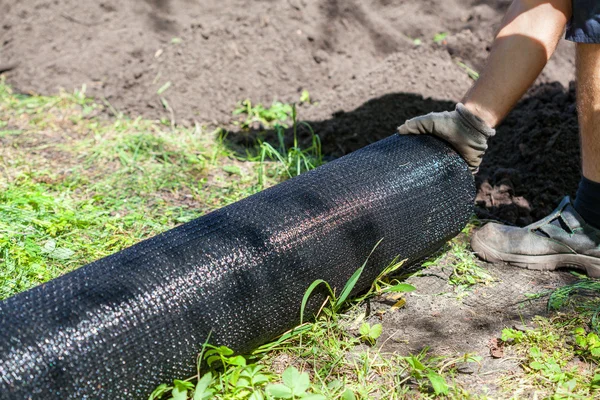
[300,279,333,325]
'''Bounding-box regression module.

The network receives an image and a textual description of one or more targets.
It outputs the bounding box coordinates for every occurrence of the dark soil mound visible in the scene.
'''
[1,0,579,223]
[477,82,580,226]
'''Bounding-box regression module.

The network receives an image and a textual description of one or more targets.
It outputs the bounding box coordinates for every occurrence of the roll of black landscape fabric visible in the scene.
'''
[0,134,474,399]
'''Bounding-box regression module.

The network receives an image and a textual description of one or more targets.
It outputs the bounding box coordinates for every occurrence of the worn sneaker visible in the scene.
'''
[471,197,600,278]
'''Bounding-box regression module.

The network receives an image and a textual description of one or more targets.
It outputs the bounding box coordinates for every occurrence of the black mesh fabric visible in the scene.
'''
[0,134,474,399]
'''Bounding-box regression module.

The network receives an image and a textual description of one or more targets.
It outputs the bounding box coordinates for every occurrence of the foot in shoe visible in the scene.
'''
[471,197,600,278]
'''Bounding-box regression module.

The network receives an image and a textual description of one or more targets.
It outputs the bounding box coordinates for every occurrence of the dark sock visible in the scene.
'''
[574,176,600,230]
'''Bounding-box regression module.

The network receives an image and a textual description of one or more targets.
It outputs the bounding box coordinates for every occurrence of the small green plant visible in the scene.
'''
[422,237,494,292]
[447,242,494,288]
[433,32,448,43]
[400,350,449,396]
[300,239,385,322]
[254,104,323,187]
[299,90,311,104]
[233,100,294,129]
[255,125,322,187]
[265,367,325,399]
[149,344,274,400]
[358,322,382,345]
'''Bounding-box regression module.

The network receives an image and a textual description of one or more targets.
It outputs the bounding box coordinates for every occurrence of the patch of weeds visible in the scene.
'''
[446,240,494,289]
[398,348,482,397]
[250,106,323,188]
[233,99,295,129]
[230,99,323,188]
[422,222,494,294]
[500,316,600,399]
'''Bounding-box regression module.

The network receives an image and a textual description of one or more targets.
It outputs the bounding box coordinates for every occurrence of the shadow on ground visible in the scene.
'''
[223,83,582,225]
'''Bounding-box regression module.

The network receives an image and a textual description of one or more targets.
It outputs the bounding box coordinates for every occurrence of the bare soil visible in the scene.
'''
[1,0,585,395]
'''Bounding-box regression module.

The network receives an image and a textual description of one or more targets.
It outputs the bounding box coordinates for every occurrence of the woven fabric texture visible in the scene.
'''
[0,134,474,399]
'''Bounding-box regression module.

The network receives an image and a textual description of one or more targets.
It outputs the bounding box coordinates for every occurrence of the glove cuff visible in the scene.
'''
[455,103,496,139]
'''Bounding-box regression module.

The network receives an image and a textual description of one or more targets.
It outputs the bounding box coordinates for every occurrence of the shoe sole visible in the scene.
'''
[471,233,600,278]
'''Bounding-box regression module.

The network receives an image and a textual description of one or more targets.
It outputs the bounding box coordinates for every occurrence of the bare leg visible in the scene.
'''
[463,0,571,127]
[576,43,600,183]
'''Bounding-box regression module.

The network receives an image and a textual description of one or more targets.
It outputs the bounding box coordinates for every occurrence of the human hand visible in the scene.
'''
[398,103,496,173]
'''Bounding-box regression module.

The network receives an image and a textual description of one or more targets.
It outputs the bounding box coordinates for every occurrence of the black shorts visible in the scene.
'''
[566,0,600,43]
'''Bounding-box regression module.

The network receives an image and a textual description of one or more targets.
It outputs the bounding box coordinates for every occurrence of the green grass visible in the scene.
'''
[500,316,600,398]
[0,79,266,299]
[2,78,600,399]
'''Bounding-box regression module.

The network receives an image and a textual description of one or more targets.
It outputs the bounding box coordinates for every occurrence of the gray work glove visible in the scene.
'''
[398,103,496,173]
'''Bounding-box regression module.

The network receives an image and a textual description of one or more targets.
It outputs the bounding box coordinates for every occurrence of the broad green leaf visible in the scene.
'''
[249,392,264,400]
[282,367,310,396]
[193,373,213,400]
[342,388,356,400]
[266,384,293,398]
[359,323,370,337]
[529,361,543,370]
[206,355,220,366]
[171,385,188,400]
[226,355,247,367]
[406,356,426,371]
[252,374,269,385]
[426,371,449,395]
[563,378,577,392]
[218,346,234,356]
[370,324,383,339]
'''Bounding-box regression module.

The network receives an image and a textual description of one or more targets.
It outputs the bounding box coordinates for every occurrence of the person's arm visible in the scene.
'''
[399,0,572,172]
[464,0,572,127]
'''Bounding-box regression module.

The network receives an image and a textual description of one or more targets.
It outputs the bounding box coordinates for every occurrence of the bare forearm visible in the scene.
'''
[463,0,572,127]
